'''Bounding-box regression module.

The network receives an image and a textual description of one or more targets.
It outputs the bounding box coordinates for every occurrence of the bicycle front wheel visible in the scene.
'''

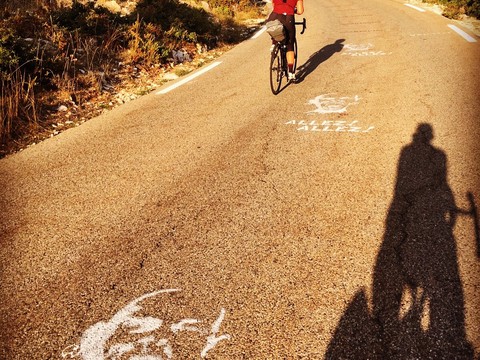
[270,46,283,95]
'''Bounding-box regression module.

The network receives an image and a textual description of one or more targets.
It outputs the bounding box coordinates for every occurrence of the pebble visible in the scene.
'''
[164,73,179,81]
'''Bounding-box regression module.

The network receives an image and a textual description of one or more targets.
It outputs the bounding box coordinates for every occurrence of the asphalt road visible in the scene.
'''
[1,0,479,359]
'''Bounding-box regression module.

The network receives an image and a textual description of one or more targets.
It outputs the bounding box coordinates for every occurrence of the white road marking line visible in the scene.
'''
[157,61,222,94]
[447,24,477,42]
[251,26,267,39]
[404,3,426,12]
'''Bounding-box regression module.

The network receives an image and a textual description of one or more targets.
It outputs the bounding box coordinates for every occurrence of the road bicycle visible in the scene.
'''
[269,18,306,95]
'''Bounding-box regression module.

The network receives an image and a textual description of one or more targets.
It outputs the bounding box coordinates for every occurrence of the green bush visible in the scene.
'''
[0,16,41,80]
[135,0,221,40]
[53,1,127,36]
[213,5,235,17]
[466,0,480,17]
[0,27,19,76]
[207,0,259,12]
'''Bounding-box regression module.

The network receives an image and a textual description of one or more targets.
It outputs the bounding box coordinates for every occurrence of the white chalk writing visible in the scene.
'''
[307,94,360,114]
[285,120,374,133]
[342,43,391,57]
[62,289,230,359]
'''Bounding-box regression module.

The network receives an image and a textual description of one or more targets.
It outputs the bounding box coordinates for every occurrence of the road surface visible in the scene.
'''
[1,0,479,358]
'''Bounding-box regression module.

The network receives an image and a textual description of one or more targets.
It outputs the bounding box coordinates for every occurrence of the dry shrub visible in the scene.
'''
[422,0,480,18]
[0,0,265,154]
[0,69,38,142]
[443,2,466,17]
[122,17,162,65]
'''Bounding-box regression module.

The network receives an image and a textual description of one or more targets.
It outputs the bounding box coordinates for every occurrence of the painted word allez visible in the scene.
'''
[286,120,374,133]
[342,43,391,57]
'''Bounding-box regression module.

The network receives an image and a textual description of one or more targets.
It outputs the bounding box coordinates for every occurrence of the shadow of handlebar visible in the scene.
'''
[466,192,480,258]
[458,192,480,258]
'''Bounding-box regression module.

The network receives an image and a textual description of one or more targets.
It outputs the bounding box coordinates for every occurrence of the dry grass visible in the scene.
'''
[0,69,38,143]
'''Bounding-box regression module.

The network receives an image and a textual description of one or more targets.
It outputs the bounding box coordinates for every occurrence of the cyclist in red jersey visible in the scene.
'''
[267,0,304,80]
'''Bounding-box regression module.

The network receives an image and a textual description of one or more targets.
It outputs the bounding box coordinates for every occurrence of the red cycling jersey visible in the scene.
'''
[273,0,298,15]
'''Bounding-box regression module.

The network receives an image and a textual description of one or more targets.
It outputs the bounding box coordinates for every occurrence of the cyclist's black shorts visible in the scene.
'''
[267,12,296,52]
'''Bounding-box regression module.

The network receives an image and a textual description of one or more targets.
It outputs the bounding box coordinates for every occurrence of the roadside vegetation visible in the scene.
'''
[0,0,264,157]
[422,0,480,18]
[1,0,478,157]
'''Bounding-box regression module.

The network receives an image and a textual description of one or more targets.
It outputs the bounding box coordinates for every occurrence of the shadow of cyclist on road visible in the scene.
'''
[326,123,475,359]
[295,39,345,83]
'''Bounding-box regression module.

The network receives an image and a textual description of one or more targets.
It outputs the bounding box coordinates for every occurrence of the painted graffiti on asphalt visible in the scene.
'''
[285,94,374,133]
[307,94,361,114]
[61,289,230,359]
[341,43,392,57]
[285,119,374,133]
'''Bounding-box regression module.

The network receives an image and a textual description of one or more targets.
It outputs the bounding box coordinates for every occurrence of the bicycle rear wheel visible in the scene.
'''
[293,39,298,72]
[270,45,283,95]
